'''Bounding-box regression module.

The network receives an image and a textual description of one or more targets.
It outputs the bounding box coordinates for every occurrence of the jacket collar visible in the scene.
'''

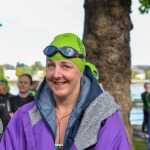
[74,92,120,150]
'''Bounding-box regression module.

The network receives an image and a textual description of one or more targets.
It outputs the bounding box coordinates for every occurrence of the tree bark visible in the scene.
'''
[83,0,134,149]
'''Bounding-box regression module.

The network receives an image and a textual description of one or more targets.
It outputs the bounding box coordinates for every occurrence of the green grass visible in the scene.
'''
[133,140,148,150]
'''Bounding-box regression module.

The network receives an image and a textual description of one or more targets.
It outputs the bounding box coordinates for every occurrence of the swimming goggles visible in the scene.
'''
[43,46,86,59]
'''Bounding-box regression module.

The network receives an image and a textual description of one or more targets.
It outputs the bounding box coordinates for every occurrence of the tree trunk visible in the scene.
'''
[83,0,134,149]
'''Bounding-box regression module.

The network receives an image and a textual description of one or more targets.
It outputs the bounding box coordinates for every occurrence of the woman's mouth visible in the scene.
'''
[54,82,66,85]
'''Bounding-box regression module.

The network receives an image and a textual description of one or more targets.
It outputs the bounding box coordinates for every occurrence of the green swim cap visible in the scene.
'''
[47,33,86,73]
[85,62,99,81]
[0,77,10,90]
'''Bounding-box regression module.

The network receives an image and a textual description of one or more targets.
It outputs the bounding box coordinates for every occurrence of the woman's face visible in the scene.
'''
[46,60,82,99]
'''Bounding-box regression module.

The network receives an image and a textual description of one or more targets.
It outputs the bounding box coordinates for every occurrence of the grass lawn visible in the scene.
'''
[133,140,148,150]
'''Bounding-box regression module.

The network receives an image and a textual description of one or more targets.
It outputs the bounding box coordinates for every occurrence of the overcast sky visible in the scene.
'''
[0,0,149,67]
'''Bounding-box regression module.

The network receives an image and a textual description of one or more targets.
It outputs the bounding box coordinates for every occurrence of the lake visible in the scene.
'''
[130,84,144,101]
[9,82,145,125]
[130,84,145,125]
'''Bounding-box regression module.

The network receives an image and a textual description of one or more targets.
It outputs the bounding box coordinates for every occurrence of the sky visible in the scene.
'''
[0,0,149,67]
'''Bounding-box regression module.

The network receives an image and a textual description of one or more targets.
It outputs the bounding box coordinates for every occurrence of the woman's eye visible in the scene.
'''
[63,65,71,70]
[47,64,54,69]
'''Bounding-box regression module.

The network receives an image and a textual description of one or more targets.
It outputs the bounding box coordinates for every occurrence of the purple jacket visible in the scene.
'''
[0,100,130,149]
[0,75,130,150]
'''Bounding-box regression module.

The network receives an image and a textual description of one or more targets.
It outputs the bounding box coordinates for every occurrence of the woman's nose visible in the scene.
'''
[52,67,62,78]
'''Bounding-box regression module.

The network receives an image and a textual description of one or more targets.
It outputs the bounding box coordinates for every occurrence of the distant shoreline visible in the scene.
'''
[131,79,150,84]
[7,79,150,84]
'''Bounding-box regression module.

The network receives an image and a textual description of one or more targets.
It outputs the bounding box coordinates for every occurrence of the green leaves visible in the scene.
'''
[139,0,150,14]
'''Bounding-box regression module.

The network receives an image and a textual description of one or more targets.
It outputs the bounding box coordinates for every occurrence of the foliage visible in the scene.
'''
[139,0,150,14]
[16,67,23,77]
[16,62,27,67]
[0,65,4,78]
[133,139,148,150]
[0,61,45,79]
[145,70,150,79]
[31,61,43,74]
[15,66,32,77]
[15,61,44,77]
[131,66,150,79]
[145,66,150,79]
[131,72,137,79]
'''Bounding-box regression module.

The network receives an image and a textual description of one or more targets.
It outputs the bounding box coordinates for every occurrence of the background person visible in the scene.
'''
[8,73,34,118]
[29,80,40,97]
[147,93,150,149]
[0,119,3,139]
[0,77,14,136]
[85,61,104,91]
[0,33,130,150]
[141,82,150,135]
[32,80,40,91]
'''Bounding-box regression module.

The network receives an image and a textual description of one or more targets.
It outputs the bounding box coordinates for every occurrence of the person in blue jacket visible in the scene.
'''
[0,33,130,150]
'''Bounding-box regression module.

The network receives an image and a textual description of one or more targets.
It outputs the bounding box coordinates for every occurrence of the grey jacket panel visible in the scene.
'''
[74,91,120,150]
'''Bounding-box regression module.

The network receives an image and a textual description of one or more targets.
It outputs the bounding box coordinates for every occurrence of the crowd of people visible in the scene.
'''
[0,75,39,138]
[0,33,130,150]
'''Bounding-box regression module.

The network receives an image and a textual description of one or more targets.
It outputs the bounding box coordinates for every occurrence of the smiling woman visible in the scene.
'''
[0,33,130,150]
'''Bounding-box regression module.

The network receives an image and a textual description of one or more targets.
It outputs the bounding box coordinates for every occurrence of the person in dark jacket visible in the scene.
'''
[141,82,150,133]
[8,74,34,118]
[0,77,14,136]
[0,33,130,150]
